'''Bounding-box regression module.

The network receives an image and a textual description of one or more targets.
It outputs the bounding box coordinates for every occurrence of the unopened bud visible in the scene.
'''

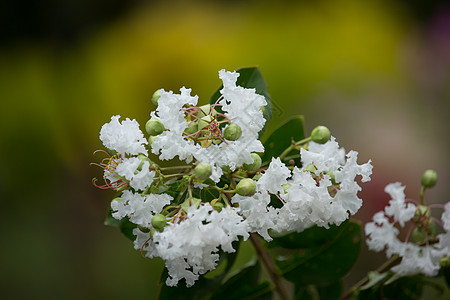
[311,125,331,144]
[224,123,242,141]
[412,228,425,244]
[152,89,162,107]
[421,169,438,188]
[151,214,167,231]
[413,205,431,223]
[213,202,224,212]
[194,162,212,180]
[427,220,436,237]
[243,153,262,172]
[145,118,165,136]
[236,178,256,196]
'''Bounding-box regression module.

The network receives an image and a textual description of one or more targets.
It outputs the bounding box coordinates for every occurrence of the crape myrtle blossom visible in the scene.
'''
[99,115,148,156]
[111,190,172,228]
[232,138,373,240]
[93,68,378,290]
[133,204,249,287]
[103,157,156,191]
[150,70,267,182]
[365,183,450,276]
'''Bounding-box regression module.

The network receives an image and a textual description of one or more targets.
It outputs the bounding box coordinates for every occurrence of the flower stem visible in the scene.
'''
[249,233,291,300]
[279,137,311,160]
[339,254,400,300]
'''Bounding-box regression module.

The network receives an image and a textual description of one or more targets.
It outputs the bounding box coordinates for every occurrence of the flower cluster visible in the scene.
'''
[365,182,450,276]
[92,69,373,287]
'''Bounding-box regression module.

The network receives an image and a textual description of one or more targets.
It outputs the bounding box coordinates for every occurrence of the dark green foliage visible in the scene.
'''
[104,209,137,242]
[272,221,361,286]
[262,115,305,166]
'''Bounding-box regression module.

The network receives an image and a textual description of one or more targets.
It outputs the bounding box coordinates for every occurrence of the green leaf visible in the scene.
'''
[211,261,273,300]
[443,266,450,288]
[209,67,273,136]
[261,115,305,165]
[360,271,390,290]
[269,221,344,249]
[355,275,425,300]
[104,209,137,241]
[295,281,342,300]
[275,221,361,286]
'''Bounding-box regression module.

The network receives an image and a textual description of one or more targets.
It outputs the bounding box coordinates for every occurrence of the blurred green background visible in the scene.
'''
[1,0,449,298]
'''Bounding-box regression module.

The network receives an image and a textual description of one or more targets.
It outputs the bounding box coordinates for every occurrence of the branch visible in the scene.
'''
[249,233,291,300]
[340,255,401,300]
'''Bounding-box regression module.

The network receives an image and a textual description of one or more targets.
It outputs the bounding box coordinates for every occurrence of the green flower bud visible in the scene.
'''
[439,256,450,267]
[194,162,212,180]
[145,118,165,136]
[213,202,224,212]
[152,89,162,107]
[181,197,202,213]
[198,115,213,130]
[151,214,167,231]
[421,169,438,188]
[112,197,122,203]
[412,228,425,244]
[224,123,242,141]
[311,125,331,144]
[427,220,436,237]
[236,178,256,196]
[243,153,262,172]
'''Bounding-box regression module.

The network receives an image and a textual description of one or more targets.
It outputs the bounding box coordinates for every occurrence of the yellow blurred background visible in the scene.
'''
[1,0,449,298]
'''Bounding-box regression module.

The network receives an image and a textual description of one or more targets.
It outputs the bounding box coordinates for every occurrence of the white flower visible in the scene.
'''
[278,138,372,232]
[111,190,172,227]
[232,191,276,241]
[383,182,416,227]
[150,70,267,182]
[257,157,290,194]
[113,157,155,191]
[99,115,148,155]
[365,183,450,277]
[141,204,249,287]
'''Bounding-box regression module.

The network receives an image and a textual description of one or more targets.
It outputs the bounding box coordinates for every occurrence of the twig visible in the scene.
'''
[249,233,291,300]
[340,255,401,300]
